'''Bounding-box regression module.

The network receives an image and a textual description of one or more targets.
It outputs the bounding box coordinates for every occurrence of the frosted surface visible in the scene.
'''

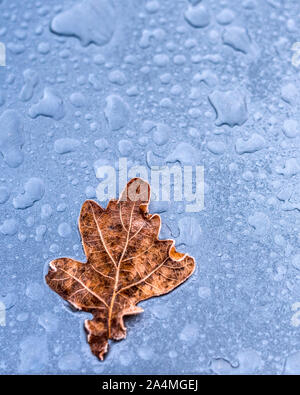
[0,0,300,375]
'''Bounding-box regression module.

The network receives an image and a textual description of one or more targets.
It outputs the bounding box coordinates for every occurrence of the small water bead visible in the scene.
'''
[207,140,226,155]
[108,70,127,85]
[35,225,47,242]
[211,358,236,374]
[0,110,24,168]
[37,42,50,54]
[173,55,186,65]
[137,346,155,361]
[29,87,65,120]
[248,212,270,236]
[69,92,86,108]
[235,133,266,154]
[177,217,202,247]
[118,140,133,156]
[59,49,71,59]
[281,82,298,105]
[25,282,44,301]
[26,216,35,227]
[209,90,248,127]
[153,54,169,67]
[152,123,170,146]
[19,68,39,102]
[285,352,300,374]
[49,244,59,254]
[145,1,160,14]
[57,203,67,212]
[104,95,130,131]
[94,138,108,152]
[166,142,201,165]
[184,4,210,28]
[242,170,254,182]
[222,26,252,54]
[170,85,183,96]
[198,287,211,299]
[0,89,5,107]
[58,352,82,372]
[292,254,300,270]
[58,222,71,237]
[0,218,18,236]
[18,233,27,242]
[17,313,29,322]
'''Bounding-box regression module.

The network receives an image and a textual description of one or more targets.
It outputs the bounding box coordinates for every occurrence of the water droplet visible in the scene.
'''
[0,110,24,168]
[104,95,130,131]
[222,26,251,54]
[13,178,45,209]
[29,88,65,120]
[54,138,80,154]
[51,0,115,47]
[235,133,266,154]
[184,4,210,28]
[209,90,248,127]
[58,222,71,238]
[0,186,10,204]
[0,218,18,236]
[216,8,235,25]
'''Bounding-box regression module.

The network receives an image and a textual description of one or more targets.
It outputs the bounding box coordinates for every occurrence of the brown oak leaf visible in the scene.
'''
[46,178,195,360]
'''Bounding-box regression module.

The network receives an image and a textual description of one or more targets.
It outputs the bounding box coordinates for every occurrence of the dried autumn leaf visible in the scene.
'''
[46,178,195,360]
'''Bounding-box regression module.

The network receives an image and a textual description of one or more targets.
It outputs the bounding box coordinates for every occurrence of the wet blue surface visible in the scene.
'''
[1,0,300,374]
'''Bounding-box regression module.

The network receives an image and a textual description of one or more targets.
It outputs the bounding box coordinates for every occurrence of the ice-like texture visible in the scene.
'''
[19,336,48,373]
[285,351,300,374]
[282,119,299,138]
[1,0,300,375]
[216,9,235,25]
